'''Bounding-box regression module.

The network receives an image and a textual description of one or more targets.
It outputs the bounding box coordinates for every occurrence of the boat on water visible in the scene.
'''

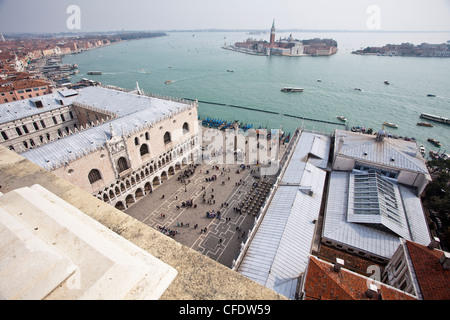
[354,88,361,91]
[427,94,436,97]
[226,70,234,73]
[351,126,365,132]
[384,80,390,85]
[317,79,322,82]
[420,113,450,125]
[417,122,434,127]
[383,121,398,128]
[429,150,440,160]
[427,138,442,147]
[281,87,303,92]
[165,80,172,84]
[337,115,347,121]
[419,145,426,157]
[87,71,102,75]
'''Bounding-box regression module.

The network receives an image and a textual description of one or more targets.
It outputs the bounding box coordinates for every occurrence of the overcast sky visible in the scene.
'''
[1,0,450,33]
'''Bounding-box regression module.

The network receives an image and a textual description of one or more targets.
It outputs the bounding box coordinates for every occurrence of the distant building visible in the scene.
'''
[270,19,276,45]
[352,42,450,57]
[227,20,336,57]
[0,78,51,103]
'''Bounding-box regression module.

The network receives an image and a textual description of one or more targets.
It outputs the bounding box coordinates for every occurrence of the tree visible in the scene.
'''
[422,158,450,250]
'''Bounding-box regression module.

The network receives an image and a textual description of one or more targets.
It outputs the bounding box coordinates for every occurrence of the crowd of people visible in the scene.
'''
[155,161,272,252]
[157,225,179,237]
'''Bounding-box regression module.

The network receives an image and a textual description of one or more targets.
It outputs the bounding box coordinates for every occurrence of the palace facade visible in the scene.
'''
[0,85,200,210]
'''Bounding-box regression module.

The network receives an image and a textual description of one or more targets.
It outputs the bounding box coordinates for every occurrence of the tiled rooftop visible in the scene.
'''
[0,79,49,92]
[302,256,417,300]
[406,241,450,300]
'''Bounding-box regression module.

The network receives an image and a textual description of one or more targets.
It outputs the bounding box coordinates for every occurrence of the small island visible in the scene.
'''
[352,42,450,57]
[223,20,337,57]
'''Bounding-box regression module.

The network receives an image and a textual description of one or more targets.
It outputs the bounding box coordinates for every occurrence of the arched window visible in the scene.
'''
[163,131,171,144]
[88,169,102,184]
[140,143,149,156]
[182,122,189,134]
[134,137,139,145]
[145,132,150,140]
[117,157,129,173]
[1,131,8,140]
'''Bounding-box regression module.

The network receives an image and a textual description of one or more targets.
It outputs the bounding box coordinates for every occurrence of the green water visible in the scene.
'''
[63,31,450,153]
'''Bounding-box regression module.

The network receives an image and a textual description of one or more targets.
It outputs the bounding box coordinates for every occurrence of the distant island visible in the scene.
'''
[222,20,337,57]
[352,42,450,57]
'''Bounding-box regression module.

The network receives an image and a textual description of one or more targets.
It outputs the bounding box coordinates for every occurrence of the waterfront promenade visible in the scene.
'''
[125,127,287,268]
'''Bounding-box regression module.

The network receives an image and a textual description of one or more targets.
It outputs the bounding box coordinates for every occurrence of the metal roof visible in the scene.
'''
[238,131,329,299]
[74,86,189,118]
[0,93,78,125]
[398,185,432,245]
[323,171,431,259]
[335,130,428,174]
[57,89,79,97]
[20,87,193,169]
[281,131,330,185]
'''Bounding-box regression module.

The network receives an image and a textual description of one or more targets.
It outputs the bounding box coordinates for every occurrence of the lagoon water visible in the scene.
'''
[63,31,450,153]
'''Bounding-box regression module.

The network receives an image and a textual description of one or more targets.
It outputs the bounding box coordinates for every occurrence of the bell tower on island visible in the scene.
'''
[270,19,276,45]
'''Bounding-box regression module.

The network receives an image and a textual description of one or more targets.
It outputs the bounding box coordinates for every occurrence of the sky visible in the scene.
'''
[0,0,450,33]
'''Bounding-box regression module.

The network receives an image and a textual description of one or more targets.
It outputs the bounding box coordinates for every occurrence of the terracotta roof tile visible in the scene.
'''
[0,79,49,92]
[303,256,416,300]
[406,241,450,300]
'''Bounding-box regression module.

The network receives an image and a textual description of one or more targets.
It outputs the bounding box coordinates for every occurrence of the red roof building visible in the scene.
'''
[382,239,450,300]
[299,256,417,300]
[0,78,51,104]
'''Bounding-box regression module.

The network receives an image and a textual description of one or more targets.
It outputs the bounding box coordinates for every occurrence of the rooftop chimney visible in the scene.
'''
[427,237,441,250]
[439,252,450,270]
[334,258,344,272]
[366,283,379,299]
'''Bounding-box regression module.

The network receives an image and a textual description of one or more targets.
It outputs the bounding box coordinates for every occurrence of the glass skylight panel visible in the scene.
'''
[348,169,405,233]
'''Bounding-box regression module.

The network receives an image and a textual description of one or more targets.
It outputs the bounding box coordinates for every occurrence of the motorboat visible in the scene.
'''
[351,126,365,132]
[383,121,398,128]
[429,150,440,159]
[419,145,426,157]
[336,115,347,121]
[281,87,303,92]
[416,122,433,127]
[427,138,442,147]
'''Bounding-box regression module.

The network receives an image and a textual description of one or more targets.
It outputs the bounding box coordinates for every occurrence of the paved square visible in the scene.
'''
[125,127,286,268]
